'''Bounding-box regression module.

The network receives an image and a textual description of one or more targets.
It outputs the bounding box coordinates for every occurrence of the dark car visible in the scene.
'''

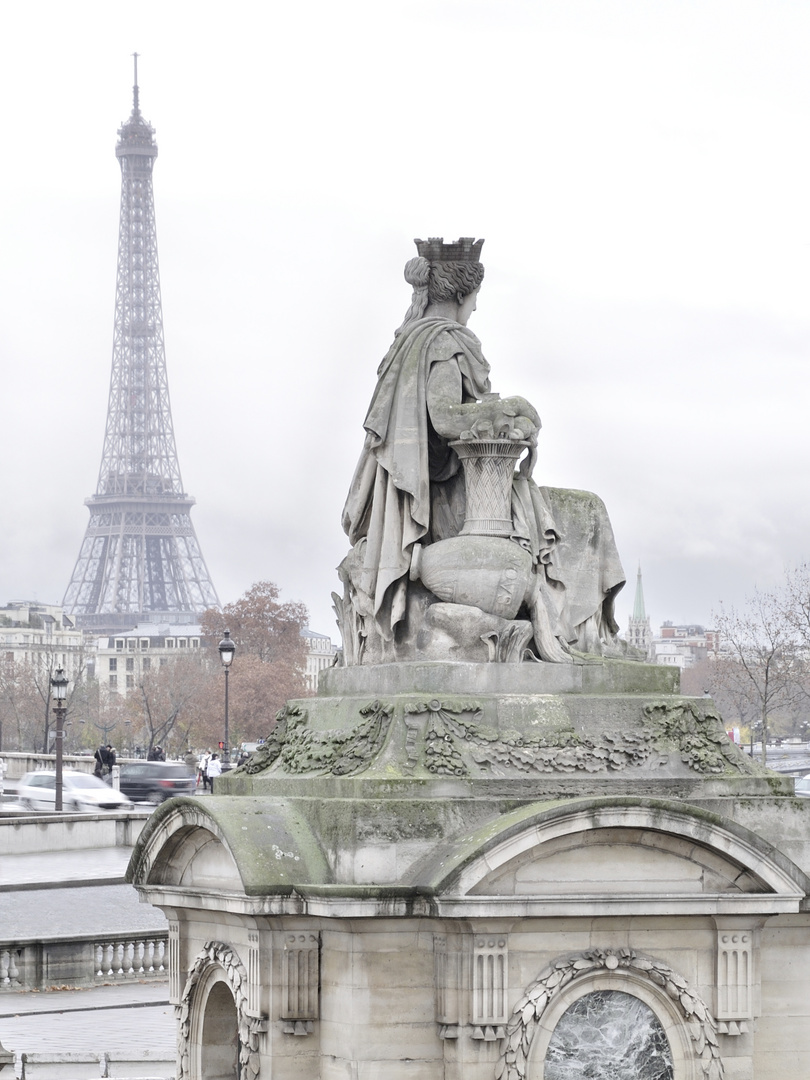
[118,762,195,804]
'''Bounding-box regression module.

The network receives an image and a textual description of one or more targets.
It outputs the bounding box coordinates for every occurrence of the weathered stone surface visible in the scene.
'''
[320,658,679,697]
[338,240,629,666]
[127,239,810,1080]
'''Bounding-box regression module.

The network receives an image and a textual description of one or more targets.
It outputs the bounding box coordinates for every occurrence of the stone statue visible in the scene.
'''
[336,237,627,666]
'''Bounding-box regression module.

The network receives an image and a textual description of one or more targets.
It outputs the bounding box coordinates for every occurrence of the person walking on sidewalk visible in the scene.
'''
[198,750,211,792]
[94,744,115,780]
[206,754,222,794]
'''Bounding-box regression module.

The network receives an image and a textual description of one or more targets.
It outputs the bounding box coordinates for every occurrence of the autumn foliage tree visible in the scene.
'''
[199,581,310,746]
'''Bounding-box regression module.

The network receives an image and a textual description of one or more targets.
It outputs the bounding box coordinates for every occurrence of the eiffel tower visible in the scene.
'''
[64,58,220,631]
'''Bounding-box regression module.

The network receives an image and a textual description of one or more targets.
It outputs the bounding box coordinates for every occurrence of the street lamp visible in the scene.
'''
[218,630,236,764]
[50,667,69,812]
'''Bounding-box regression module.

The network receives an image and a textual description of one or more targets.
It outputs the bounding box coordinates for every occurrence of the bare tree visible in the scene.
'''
[0,650,88,753]
[0,661,39,751]
[125,655,213,758]
[713,588,798,764]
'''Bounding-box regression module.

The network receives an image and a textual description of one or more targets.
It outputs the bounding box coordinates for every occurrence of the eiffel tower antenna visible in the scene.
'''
[132,52,140,114]
[64,61,220,631]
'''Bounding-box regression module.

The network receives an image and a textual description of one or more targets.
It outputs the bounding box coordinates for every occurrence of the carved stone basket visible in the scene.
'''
[451,437,529,537]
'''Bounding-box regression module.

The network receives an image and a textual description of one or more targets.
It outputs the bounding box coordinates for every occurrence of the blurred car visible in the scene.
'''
[17,770,133,812]
[795,775,810,798]
[118,761,196,804]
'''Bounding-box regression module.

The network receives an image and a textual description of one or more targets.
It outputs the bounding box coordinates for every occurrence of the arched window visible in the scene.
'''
[545,990,673,1080]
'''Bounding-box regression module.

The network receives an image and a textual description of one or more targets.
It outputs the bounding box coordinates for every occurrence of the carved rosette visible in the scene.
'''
[178,941,267,1080]
[495,949,723,1080]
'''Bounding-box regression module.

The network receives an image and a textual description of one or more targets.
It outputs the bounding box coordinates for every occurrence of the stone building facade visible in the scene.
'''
[0,601,86,680]
[128,659,810,1080]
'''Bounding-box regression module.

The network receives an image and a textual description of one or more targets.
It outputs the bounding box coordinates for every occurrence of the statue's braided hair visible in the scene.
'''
[395,256,485,335]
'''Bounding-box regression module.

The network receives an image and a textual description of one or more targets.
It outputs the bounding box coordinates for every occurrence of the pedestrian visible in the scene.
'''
[206,753,222,794]
[198,750,211,791]
[0,755,6,800]
[93,744,112,779]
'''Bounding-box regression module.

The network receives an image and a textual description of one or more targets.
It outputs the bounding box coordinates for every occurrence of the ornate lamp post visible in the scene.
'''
[218,630,236,763]
[50,667,69,812]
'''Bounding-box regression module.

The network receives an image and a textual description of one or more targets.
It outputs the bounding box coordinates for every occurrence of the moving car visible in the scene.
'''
[118,761,196,804]
[17,769,133,812]
[795,774,810,798]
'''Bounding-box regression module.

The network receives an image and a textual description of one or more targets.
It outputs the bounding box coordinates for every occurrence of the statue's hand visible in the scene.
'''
[498,396,541,432]
[458,397,541,442]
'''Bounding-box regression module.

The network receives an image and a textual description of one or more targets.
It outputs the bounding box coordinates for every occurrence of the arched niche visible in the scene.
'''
[199,976,238,1080]
[179,941,265,1080]
[497,951,722,1080]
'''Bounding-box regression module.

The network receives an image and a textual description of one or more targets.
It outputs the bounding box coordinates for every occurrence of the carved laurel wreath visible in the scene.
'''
[495,949,723,1080]
[178,940,265,1080]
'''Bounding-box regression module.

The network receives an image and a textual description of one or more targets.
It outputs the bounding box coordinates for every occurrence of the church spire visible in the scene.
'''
[625,563,652,659]
[632,563,647,622]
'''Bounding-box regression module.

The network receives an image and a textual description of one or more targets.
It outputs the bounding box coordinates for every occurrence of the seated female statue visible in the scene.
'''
[338,237,626,666]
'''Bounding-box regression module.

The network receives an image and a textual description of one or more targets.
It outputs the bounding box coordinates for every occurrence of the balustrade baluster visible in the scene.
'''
[2,934,168,992]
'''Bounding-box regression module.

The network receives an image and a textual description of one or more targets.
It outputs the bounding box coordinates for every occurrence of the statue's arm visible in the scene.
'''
[426,359,541,441]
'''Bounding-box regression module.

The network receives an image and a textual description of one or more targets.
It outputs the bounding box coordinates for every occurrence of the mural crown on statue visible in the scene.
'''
[414,236,484,262]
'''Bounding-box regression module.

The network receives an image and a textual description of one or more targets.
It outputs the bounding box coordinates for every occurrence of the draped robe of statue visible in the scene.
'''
[341,315,626,659]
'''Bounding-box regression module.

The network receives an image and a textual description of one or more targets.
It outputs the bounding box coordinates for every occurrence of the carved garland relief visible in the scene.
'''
[238,701,393,776]
[404,699,750,778]
[495,949,723,1080]
[237,698,751,778]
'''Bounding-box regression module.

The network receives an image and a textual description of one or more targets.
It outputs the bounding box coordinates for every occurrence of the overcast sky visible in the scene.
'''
[1,0,808,641]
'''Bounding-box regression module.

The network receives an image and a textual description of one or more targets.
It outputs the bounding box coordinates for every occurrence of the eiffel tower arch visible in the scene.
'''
[64,59,220,632]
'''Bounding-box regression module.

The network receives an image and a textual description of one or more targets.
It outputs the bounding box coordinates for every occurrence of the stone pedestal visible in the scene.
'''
[128,658,810,1080]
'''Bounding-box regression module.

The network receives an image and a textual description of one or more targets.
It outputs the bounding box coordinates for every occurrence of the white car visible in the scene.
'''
[17,769,134,812]
[795,775,810,799]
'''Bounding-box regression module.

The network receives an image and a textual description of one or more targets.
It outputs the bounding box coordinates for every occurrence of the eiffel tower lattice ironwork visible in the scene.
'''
[64,59,220,631]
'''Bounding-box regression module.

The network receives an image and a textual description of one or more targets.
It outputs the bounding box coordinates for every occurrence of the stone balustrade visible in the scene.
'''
[0,752,144,782]
[1,932,167,991]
